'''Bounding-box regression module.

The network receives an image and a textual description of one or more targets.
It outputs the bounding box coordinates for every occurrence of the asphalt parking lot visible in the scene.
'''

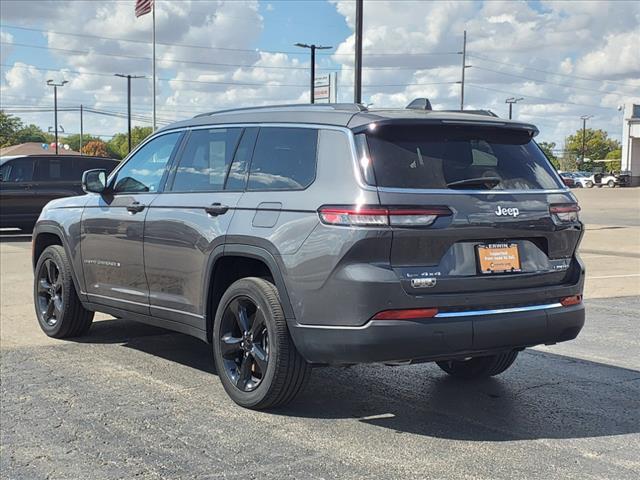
[1,188,639,479]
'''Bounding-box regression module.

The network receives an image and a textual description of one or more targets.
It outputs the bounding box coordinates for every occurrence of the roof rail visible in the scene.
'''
[193,103,368,118]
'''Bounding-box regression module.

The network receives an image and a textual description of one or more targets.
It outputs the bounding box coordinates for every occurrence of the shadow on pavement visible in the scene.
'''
[75,317,640,442]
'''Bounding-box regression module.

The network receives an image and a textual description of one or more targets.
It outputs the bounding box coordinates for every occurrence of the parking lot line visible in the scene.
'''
[588,273,640,280]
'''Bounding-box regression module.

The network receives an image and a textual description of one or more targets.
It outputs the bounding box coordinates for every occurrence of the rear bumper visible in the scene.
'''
[290,302,585,365]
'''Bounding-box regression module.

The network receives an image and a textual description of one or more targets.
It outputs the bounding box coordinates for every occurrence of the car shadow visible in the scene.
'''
[76,317,640,442]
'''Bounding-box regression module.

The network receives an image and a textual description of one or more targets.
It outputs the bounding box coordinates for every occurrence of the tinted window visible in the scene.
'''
[34,157,74,181]
[247,127,318,190]
[171,128,241,192]
[0,158,34,182]
[364,125,563,190]
[226,127,258,191]
[73,158,118,177]
[112,132,181,193]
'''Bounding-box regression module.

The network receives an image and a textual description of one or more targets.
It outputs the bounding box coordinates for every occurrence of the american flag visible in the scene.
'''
[135,0,153,17]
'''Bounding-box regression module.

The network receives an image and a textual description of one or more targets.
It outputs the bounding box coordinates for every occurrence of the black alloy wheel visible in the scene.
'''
[36,258,64,327]
[212,277,311,409]
[219,296,269,392]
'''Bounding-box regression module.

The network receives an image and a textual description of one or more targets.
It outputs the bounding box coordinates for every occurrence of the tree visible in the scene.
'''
[106,126,153,159]
[0,111,24,147]
[565,128,621,163]
[13,124,52,144]
[605,149,622,172]
[537,141,559,169]
[63,133,102,152]
[82,140,109,157]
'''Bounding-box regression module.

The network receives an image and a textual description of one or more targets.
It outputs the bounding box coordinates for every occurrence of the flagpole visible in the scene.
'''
[152,0,156,130]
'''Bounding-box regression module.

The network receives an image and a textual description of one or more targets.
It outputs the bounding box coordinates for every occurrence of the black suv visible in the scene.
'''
[31,103,585,409]
[0,154,118,231]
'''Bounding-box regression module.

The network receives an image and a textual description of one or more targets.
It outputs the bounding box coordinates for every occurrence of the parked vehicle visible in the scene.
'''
[571,171,597,188]
[31,102,585,409]
[0,154,118,231]
[600,172,630,187]
[559,172,575,187]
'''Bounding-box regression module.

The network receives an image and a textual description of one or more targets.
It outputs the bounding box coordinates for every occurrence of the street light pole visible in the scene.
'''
[580,115,593,163]
[115,74,145,153]
[46,79,68,155]
[505,97,524,119]
[294,43,332,104]
[354,0,363,104]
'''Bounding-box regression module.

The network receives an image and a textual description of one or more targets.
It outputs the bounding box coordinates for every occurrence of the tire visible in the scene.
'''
[34,245,94,338]
[213,277,311,409]
[585,180,594,188]
[436,351,518,379]
[607,180,615,188]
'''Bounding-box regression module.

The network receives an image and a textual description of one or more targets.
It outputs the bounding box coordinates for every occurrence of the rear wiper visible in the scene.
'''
[446,176,501,189]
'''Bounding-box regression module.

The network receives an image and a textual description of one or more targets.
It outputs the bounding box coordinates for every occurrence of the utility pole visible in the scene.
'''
[580,115,593,163]
[294,43,332,104]
[115,74,145,153]
[46,79,68,155]
[354,0,363,104]
[459,30,467,110]
[505,97,524,119]
[80,104,84,154]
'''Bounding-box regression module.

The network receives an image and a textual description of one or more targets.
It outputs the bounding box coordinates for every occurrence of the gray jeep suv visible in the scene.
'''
[32,102,585,409]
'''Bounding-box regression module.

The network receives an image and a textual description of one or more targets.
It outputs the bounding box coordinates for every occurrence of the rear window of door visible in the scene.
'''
[362,124,563,190]
[247,127,318,191]
[170,128,242,192]
[112,132,181,193]
[0,158,34,182]
[34,157,75,181]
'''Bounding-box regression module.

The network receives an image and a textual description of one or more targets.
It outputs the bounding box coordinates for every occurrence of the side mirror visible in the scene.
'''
[82,169,107,194]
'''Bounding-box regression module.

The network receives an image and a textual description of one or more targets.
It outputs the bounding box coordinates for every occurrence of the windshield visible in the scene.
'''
[361,124,564,190]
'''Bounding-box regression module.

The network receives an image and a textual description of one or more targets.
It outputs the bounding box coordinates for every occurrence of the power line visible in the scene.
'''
[1,40,460,72]
[467,53,639,89]
[465,83,616,110]
[470,65,633,97]
[0,62,459,88]
[0,24,459,57]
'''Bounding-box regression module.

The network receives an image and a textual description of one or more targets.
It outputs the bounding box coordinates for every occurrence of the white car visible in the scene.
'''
[571,172,597,188]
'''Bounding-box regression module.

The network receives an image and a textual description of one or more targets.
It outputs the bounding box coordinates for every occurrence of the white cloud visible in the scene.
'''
[1,0,639,147]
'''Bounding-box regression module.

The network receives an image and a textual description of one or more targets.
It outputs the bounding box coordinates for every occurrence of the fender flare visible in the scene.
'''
[202,243,296,328]
[32,223,86,301]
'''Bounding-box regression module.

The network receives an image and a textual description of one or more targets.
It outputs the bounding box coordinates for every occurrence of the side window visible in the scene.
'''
[0,158,34,182]
[112,132,181,193]
[225,127,258,191]
[171,128,241,192]
[34,157,75,181]
[247,127,318,190]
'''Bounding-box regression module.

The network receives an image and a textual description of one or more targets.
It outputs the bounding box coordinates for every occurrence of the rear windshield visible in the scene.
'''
[361,124,563,190]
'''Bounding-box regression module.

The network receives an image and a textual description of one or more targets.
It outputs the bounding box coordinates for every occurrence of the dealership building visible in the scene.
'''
[621,103,640,186]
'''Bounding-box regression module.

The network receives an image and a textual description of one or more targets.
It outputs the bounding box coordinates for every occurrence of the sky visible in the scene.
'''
[1,0,639,150]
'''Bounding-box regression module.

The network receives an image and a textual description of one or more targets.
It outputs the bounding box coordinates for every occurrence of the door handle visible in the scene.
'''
[126,201,145,214]
[204,203,229,216]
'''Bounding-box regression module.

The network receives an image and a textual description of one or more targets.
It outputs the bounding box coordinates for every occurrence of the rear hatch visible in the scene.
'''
[357,121,583,297]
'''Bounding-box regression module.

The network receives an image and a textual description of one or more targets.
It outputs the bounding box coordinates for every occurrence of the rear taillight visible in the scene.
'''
[550,203,580,224]
[372,308,439,320]
[561,295,582,307]
[318,205,452,227]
